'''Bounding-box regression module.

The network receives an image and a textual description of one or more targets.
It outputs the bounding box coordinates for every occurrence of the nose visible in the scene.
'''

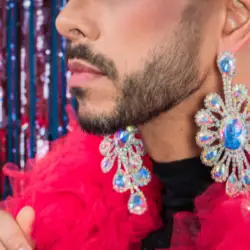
[56,2,100,42]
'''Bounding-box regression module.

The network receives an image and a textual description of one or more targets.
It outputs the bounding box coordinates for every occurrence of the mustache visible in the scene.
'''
[70,87,86,100]
[66,42,118,81]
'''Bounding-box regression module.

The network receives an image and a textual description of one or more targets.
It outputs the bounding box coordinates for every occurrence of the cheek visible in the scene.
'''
[120,0,185,37]
[199,17,221,77]
[98,0,187,74]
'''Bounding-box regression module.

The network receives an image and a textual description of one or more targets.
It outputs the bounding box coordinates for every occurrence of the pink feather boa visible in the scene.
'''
[3,109,250,249]
[170,180,250,250]
[2,115,163,250]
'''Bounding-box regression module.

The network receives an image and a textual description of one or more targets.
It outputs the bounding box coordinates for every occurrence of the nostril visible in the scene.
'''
[70,29,86,38]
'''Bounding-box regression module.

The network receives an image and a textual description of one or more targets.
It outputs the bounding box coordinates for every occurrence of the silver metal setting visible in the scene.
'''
[195,52,250,197]
[99,127,151,215]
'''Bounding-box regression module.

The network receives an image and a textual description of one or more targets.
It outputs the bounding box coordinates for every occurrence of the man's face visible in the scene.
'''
[56,0,219,135]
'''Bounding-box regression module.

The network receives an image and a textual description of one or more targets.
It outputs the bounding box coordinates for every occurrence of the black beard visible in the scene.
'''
[69,6,206,136]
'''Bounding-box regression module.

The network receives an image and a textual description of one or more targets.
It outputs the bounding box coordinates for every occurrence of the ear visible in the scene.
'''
[219,0,250,54]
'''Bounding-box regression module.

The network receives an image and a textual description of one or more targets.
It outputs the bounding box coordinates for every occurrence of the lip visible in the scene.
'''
[68,59,104,75]
[68,59,105,88]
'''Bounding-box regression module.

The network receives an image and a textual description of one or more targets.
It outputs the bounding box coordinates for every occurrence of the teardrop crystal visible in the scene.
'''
[217,52,236,76]
[243,169,250,188]
[201,148,218,166]
[115,130,131,148]
[211,163,228,183]
[233,84,248,103]
[196,130,215,147]
[226,172,241,197]
[195,110,214,127]
[205,93,224,113]
[113,170,129,193]
[128,192,147,215]
[132,167,151,187]
[101,153,116,173]
[99,137,113,156]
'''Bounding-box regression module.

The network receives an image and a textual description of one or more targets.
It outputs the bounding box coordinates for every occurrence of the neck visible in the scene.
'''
[139,94,201,163]
[139,70,221,163]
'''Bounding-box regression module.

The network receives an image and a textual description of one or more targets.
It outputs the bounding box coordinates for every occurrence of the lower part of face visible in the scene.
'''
[73,4,207,136]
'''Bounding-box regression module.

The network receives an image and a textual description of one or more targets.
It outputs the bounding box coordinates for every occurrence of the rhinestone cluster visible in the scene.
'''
[195,52,250,197]
[99,127,151,215]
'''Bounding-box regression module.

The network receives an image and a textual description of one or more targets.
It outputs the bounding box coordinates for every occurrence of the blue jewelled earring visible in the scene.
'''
[99,126,151,215]
[195,52,250,197]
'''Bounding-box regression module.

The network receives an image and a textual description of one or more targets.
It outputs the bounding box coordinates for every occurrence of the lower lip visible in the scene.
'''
[68,72,104,88]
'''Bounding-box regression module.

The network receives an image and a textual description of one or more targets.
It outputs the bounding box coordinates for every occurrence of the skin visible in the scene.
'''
[56,0,250,163]
[1,0,250,249]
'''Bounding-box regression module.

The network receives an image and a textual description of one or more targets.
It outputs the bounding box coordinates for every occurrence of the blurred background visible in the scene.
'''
[0,0,74,199]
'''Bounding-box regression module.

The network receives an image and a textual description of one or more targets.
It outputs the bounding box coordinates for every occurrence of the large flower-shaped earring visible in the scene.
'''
[99,127,151,215]
[195,52,250,196]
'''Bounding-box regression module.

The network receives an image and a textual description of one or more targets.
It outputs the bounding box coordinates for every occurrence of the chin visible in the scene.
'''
[76,106,126,136]
[78,94,117,113]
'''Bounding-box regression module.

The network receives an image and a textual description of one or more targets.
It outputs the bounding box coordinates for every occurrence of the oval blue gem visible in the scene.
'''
[201,135,212,142]
[132,167,150,186]
[114,173,126,188]
[220,58,231,73]
[128,193,147,215]
[134,168,149,179]
[129,194,143,208]
[206,151,217,161]
[220,117,245,150]
[211,98,218,106]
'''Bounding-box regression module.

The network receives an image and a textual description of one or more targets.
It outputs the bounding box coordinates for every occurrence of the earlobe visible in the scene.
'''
[219,0,250,54]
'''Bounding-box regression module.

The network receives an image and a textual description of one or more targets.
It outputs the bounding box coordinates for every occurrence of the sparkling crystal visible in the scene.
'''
[211,163,228,182]
[233,84,248,103]
[101,153,116,173]
[129,152,143,171]
[120,152,129,167]
[99,137,113,156]
[195,110,214,127]
[126,126,136,133]
[201,148,218,166]
[128,192,147,215]
[243,170,250,188]
[220,116,246,150]
[132,167,151,187]
[196,131,214,147]
[113,170,129,192]
[218,53,235,76]
[205,94,223,112]
[226,172,241,196]
[115,130,131,148]
[245,144,250,154]
[220,58,231,73]
[135,141,146,156]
